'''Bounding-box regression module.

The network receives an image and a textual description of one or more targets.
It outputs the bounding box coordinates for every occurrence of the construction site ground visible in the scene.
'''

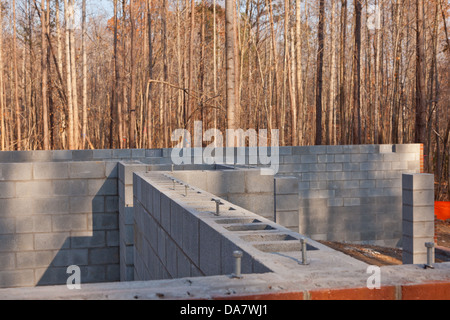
[319,219,450,266]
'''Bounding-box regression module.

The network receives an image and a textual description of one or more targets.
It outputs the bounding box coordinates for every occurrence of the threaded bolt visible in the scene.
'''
[232,250,243,279]
[425,242,435,269]
[300,238,309,266]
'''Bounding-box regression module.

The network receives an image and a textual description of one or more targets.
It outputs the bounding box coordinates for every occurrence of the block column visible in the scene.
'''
[274,177,299,232]
[402,174,435,265]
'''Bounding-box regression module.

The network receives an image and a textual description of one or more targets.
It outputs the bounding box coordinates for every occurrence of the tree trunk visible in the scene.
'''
[267,0,278,134]
[284,0,296,146]
[328,0,337,145]
[82,0,88,149]
[47,0,54,149]
[13,0,21,150]
[295,0,303,145]
[290,26,297,146]
[110,0,119,148]
[374,0,383,144]
[147,0,153,148]
[226,0,237,133]
[64,0,74,150]
[415,0,427,171]
[0,5,4,150]
[339,0,347,145]
[162,0,168,147]
[213,0,218,133]
[41,0,49,150]
[352,0,362,145]
[69,0,79,149]
[129,0,136,148]
[315,0,325,145]
[187,0,195,130]
[120,0,127,148]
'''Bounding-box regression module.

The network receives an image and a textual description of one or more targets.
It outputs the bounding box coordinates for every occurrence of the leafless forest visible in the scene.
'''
[0,0,448,199]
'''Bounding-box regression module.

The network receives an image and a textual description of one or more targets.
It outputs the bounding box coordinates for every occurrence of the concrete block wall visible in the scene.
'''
[132,173,271,281]
[0,143,423,288]
[402,174,435,264]
[275,177,299,232]
[0,160,120,288]
[0,149,152,163]
[170,169,275,221]
[0,149,173,288]
[276,144,422,247]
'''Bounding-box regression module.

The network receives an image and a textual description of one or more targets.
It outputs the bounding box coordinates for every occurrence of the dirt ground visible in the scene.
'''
[318,219,450,267]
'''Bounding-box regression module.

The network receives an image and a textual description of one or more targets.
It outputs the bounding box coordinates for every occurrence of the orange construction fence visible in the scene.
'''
[435,202,450,221]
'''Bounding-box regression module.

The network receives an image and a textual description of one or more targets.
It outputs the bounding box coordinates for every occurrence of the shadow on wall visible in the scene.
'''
[36,168,120,286]
[299,168,403,247]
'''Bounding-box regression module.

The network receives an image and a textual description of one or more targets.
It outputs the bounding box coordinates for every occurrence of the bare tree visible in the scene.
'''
[415,0,427,170]
[13,0,21,150]
[187,0,195,130]
[328,0,338,145]
[69,0,79,149]
[64,0,74,149]
[295,0,303,145]
[226,0,237,132]
[315,0,325,145]
[0,3,5,150]
[339,0,347,144]
[352,0,362,144]
[284,0,296,146]
[374,0,383,143]
[39,0,50,150]
[129,0,136,148]
[147,0,153,147]
[82,0,87,149]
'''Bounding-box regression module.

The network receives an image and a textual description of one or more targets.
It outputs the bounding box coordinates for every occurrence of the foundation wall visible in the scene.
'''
[0,160,120,288]
[0,144,422,288]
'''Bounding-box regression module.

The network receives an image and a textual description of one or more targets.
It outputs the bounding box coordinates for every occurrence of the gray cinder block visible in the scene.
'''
[402,189,434,207]
[182,211,199,265]
[402,174,434,191]
[199,221,222,276]
[0,182,15,199]
[300,154,318,164]
[89,247,119,265]
[69,162,105,179]
[0,218,15,235]
[16,181,52,198]
[112,149,132,159]
[145,149,163,158]
[34,232,70,250]
[71,231,106,249]
[245,170,274,193]
[51,249,89,267]
[72,150,93,161]
[52,214,88,232]
[88,179,118,196]
[0,163,33,181]
[394,144,421,154]
[275,177,299,194]
[93,149,112,160]
[0,270,35,288]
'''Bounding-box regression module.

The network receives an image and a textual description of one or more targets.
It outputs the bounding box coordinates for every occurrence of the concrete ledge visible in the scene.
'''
[0,263,448,300]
